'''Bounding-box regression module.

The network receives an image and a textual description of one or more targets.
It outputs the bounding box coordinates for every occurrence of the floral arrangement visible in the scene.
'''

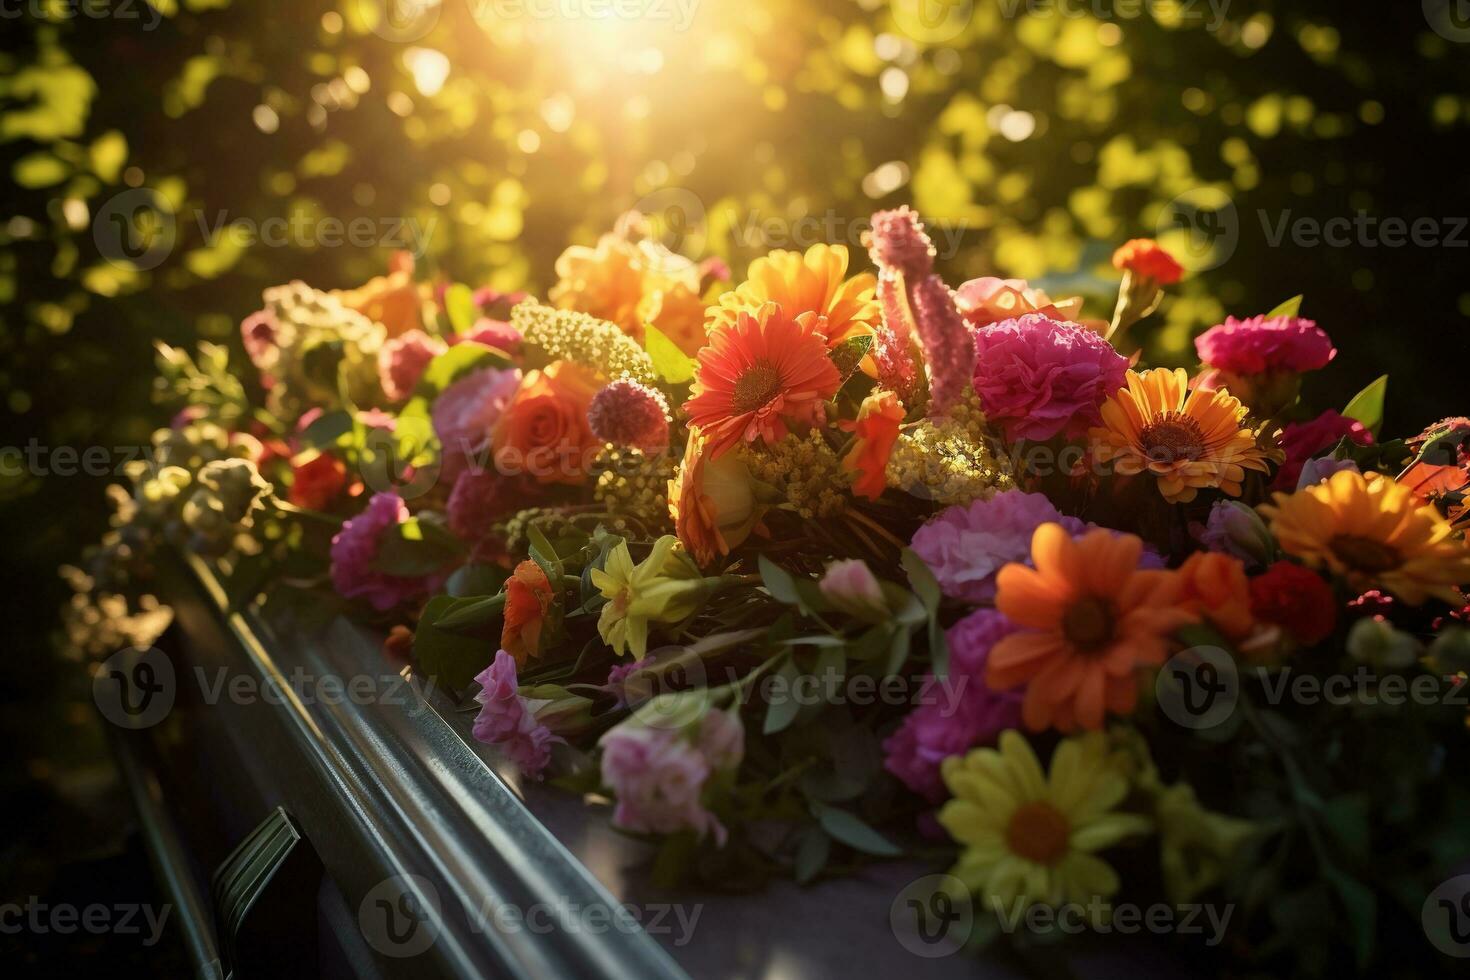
[67,209,1470,975]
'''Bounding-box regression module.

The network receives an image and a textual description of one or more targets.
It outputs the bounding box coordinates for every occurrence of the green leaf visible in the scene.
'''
[444,283,477,335]
[901,548,941,616]
[811,803,901,857]
[418,343,508,394]
[434,593,506,631]
[370,521,460,576]
[763,657,802,735]
[759,554,802,607]
[828,334,874,386]
[297,409,354,450]
[1342,375,1388,436]
[446,563,509,598]
[1323,865,1376,968]
[793,828,830,884]
[1265,294,1303,319]
[644,323,697,384]
[414,595,496,692]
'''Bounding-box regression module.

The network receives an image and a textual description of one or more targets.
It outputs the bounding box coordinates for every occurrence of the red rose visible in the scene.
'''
[1249,561,1337,645]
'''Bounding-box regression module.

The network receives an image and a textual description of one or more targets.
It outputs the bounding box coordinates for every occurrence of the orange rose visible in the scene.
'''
[502,559,555,664]
[288,452,347,511]
[1178,551,1255,641]
[334,251,427,339]
[492,360,602,485]
[839,390,905,500]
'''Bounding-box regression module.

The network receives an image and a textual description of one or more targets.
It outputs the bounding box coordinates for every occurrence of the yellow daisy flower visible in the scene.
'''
[590,535,706,659]
[708,243,878,352]
[1089,367,1274,503]
[1259,468,1470,605]
[938,731,1150,916]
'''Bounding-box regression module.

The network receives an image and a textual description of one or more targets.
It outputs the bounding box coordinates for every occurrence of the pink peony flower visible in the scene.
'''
[586,379,670,454]
[1273,409,1373,489]
[971,313,1129,442]
[471,650,559,777]
[378,329,445,402]
[431,365,522,482]
[911,490,1089,604]
[329,492,436,611]
[1195,315,1336,376]
[599,710,743,845]
[883,609,1023,802]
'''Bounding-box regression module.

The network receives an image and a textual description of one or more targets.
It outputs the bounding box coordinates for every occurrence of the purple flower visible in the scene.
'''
[1195,314,1336,376]
[972,314,1129,442]
[471,650,559,778]
[883,610,1023,802]
[911,490,1088,604]
[329,492,436,611]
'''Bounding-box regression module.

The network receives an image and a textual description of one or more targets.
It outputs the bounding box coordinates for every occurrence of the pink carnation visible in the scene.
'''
[599,710,743,846]
[883,609,1023,802]
[471,650,558,777]
[378,329,445,403]
[1195,315,1336,376]
[587,379,670,454]
[446,469,524,542]
[971,314,1128,442]
[454,317,522,354]
[1273,409,1373,490]
[431,366,521,482]
[329,492,435,611]
[911,490,1089,604]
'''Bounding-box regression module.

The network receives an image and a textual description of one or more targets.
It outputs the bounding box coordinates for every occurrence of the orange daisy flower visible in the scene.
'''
[1177,551,1255,642]
[1089,367,1275,503]
[988,524,1196,732]
[683,302,841,459]
[708,243,878,352]
[839,389,905,500]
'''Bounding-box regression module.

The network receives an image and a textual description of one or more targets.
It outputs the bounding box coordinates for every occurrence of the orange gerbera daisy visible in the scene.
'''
[989,524,1196,732]
[683,302,842,459]
[1090,367,1275,503]
[1177,551,1255,642]
[839,389,905,500]
[502,559,555,665]
[1259,469,1470,605]
[708,244,878,352]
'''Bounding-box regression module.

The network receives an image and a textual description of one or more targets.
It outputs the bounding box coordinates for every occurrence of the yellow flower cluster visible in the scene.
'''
[511,301,656,386]
[743,431,848,520]
[593,447,676,533]
[886,393,1013,506]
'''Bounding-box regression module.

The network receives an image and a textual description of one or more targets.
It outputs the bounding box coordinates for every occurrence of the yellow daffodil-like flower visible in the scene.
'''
[1089,367,1275,503]
[1259,468,1470,605]
[590,535,706,659]
[708,243,878,353]
[939,731,1150,918]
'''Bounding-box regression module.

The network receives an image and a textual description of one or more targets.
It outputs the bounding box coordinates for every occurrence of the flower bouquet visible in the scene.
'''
[68,207,1470,975]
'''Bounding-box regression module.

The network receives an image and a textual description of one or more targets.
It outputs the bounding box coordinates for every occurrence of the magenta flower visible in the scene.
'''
[329,492,435,611]
[883,609,1023,802]
[378,328,445,403]
[586,379,670,454]
[471,650,560,778]
[1195,314,1336,376]
[455,317,522,354]
[1273,409,1373,489]
[431,365,521,482]
[971,314,1129,442]
[911,490,1088,604]
[446,468,524,542]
